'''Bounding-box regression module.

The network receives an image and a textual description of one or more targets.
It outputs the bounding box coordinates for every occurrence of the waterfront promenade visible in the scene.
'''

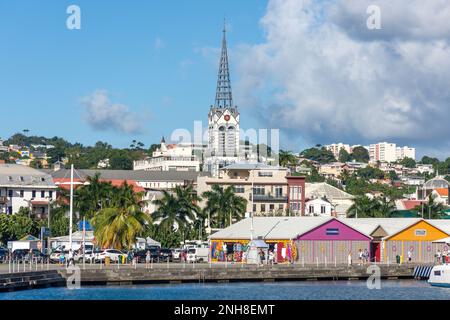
[0,261,432,292]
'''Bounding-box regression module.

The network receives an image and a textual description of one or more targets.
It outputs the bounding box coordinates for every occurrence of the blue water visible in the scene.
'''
[0,280,449,300]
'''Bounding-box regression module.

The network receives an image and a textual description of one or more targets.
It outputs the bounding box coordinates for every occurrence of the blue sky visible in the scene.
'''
[2,0,450,159]
[0,0,267,148]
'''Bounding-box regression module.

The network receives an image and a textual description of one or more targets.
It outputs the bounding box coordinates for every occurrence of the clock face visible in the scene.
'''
[224,115,231,121]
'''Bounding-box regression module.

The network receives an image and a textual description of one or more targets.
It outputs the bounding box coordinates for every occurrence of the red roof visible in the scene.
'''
[52,177,144,193]
[400,200,423,211]
[435,188,449,197]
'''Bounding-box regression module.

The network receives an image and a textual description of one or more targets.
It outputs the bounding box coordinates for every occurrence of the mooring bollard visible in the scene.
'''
[302,257,304,268]
[316,257,319,268]
[167,259,169,269]
[325,256,327,268]
[335,256,337,267]
[8,259,11,273]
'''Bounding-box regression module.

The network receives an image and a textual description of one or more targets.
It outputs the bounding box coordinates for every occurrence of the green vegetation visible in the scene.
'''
[347,195,396,218]
[300,147,336,163]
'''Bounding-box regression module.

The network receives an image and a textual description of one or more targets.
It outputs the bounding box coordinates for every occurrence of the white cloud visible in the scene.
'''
[235,0,450,157]
[81,90,144,134]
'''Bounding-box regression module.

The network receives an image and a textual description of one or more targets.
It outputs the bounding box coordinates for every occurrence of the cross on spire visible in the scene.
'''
[214,19,234,109]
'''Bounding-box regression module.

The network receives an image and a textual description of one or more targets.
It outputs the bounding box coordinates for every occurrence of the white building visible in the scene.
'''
[134,137,201,172]
[324,143,351,159]
[203,26,242,177]
[369,142,397,163]
[305,198,333,217]
[396,146,416,161]
[369,142,415,163]
[0,164,57,217]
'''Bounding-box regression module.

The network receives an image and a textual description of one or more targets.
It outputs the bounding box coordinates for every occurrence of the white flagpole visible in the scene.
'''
[69,164,74,251]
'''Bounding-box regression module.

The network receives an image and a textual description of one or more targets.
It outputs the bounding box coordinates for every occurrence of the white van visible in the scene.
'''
[186,247,209,263]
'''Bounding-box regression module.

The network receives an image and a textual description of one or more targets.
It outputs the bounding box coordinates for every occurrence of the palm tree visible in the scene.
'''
[92,204,150,250]
[74,173,113,219]
[279,150,297,168]
[152,185,200,240]
[377,196,396,217]
[91,183,150,249]
[414,194,447,219]
[202,185,247,228]
[347,195,379,218]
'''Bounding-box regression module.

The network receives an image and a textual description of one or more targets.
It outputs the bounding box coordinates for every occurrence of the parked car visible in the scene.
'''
[158,248,173,262]
[0,248,9,263]
[12,249,31,261]
[76,249,98,263]
[50,249,68,263]
[186,247,209,263]
[94,249,126,263]
[172,248,183,261]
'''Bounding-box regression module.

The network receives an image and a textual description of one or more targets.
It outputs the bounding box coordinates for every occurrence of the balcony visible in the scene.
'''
[250,194,288,203]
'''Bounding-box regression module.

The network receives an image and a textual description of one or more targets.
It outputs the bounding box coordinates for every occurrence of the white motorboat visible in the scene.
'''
[428,264,450,288]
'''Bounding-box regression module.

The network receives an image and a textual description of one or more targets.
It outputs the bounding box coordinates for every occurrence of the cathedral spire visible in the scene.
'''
[214,19,234,109]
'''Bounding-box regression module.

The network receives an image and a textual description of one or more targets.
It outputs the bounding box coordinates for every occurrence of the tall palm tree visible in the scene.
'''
[91,182,150,249]
[75,173,113,219]
[414,194,446,219]
[202,185,247,228]
[279,150,297,168]
[152,185,200,239]
[91,204,150,250]
[377,196,396,217]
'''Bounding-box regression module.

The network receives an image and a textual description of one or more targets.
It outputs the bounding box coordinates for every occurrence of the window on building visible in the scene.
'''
[269,204,275,211]
[261,204,266,212]
[279,204,284,210]
[234,185,245,193]
[20,176,24,182]
[258,171,273,177]
[321,205,326,214]
[309,205,314,214]
[274,186,283,197]
[253,204,256,212]
[20,190,24,198]
[290,186,302,200]
[253,186,265,195]
[8,190,13,197]
[41,191,45,198]
[8,206,12,214]
[32,190,36,198]
[49,191,53,199]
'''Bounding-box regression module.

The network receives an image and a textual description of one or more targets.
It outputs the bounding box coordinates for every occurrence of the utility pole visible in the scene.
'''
[69,164,74,251]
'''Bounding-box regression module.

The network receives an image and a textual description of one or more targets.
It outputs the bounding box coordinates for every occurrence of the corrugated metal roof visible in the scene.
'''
[0,164,56,188]
[209,217,333,240]
[305,182,354,200]
[45,169,208,182]
[340,218,422,237]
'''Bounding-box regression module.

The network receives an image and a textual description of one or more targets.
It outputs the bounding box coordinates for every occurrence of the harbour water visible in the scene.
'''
[0,280,449,300]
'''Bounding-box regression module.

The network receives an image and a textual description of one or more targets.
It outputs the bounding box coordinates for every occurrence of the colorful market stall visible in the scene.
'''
[295,219,372,265]
[383,219,449,263]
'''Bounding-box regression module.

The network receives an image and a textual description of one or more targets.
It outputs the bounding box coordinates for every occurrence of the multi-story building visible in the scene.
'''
[197,163,306,216]
[369,142,416,163]
[133,138,201,172]
[324,143,351,159]
[369,142,397,163]
[0,164,57,217]
[396,146,416,161]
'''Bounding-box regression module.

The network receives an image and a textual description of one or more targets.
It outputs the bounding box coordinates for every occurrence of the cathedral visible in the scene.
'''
[203,24,244,176]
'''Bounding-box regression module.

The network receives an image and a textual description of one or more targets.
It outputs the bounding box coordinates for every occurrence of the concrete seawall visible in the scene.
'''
[0,270,65,292]
[58,264,418,286]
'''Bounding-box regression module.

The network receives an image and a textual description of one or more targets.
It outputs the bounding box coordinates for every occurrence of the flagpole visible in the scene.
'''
[69,164,74,251]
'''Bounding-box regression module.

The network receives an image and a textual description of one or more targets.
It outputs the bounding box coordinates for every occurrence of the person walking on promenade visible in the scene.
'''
[59,251,65,266]
[268,250,274,266]
[358,249,363,266]
[348,251,352,266]
[145,250,151,269]
[67,249,75,267]
[363,249,369,264]
[407,250,412,263]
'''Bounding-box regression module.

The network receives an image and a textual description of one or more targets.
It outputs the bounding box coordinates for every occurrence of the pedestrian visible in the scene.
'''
[145,250,151,268]
[347,251,352,266]
[358,249,363,266]
[363,248,369,264]
[436,250,442,264]
[67,249,75,267]
[268,250,274,266]
[59,251,65,266]
[407,250,412,263]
